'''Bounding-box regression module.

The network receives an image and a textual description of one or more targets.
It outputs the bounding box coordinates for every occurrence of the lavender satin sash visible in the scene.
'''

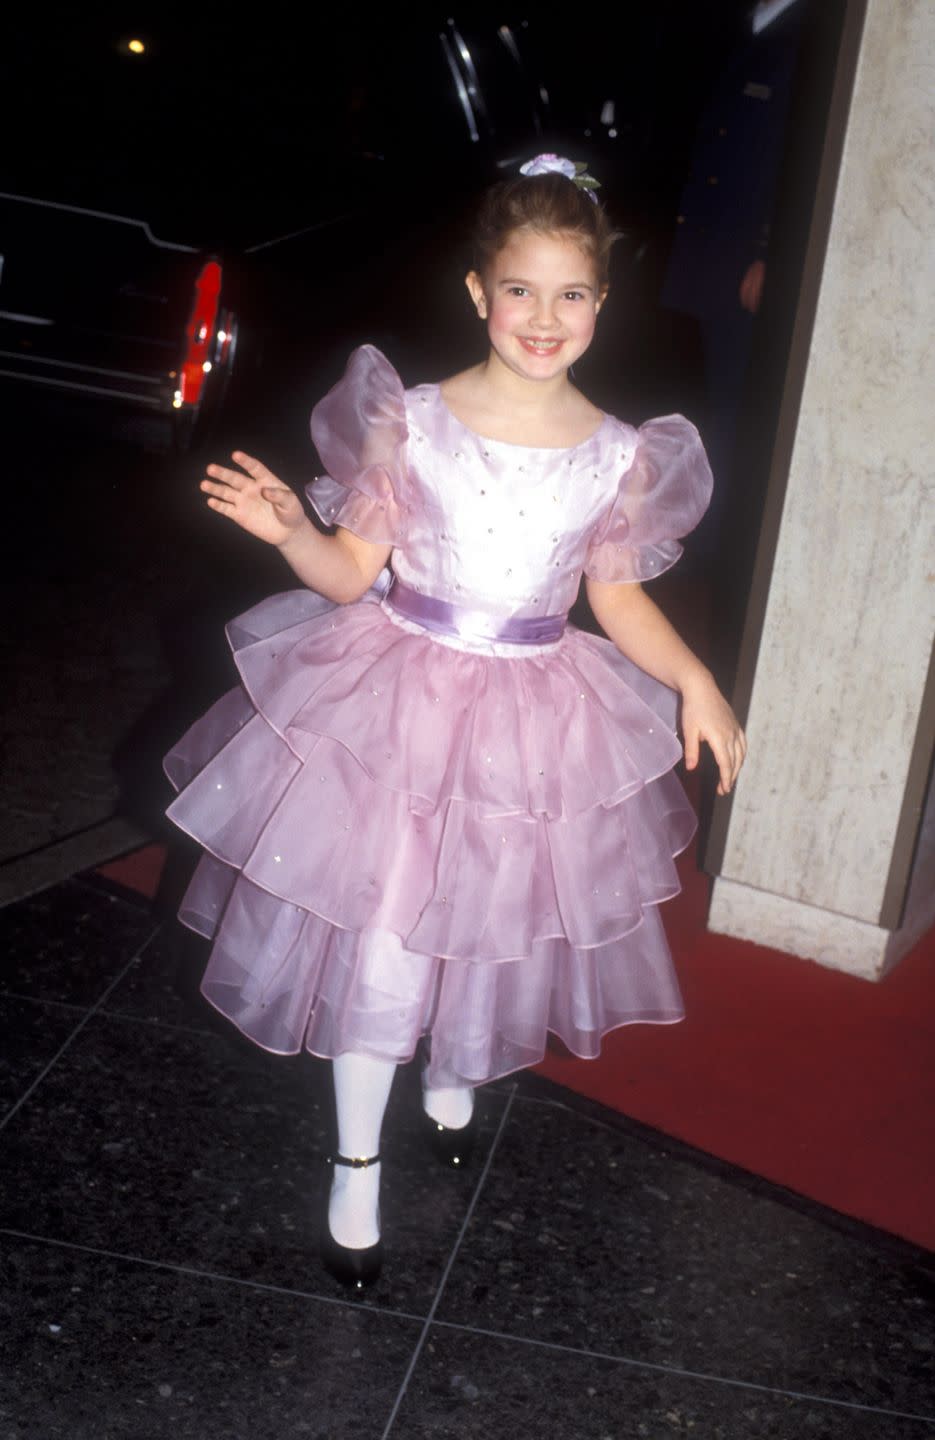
[384,579,566,646]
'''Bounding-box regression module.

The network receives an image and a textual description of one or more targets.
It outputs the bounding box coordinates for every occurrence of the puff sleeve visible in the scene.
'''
[306,345,410,545]
[584,416,713,583]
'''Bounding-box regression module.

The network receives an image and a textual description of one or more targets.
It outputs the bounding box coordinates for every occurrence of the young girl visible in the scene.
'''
[164,156,746,1291]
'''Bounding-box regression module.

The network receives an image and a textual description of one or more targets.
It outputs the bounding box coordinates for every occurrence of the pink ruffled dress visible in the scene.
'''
[164,346,713,1088]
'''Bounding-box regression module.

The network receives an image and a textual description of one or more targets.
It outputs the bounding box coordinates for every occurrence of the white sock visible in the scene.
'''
[422,1081,475,1130]
[328,1161,382,1249]
[329,1052,396,1250]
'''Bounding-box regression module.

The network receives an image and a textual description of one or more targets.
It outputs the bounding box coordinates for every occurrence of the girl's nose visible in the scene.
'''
[531,301,558,329]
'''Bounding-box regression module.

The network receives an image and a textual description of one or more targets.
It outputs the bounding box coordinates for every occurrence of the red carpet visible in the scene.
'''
[97,840,935,1251]
[537,850,935,1252]
[98,844,169,902]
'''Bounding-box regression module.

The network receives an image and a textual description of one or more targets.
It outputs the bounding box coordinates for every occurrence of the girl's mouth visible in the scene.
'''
[518,337,563,356]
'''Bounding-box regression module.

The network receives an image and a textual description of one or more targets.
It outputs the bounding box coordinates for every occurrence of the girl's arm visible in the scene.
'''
[585,576,746,795]
[201,451,391,604]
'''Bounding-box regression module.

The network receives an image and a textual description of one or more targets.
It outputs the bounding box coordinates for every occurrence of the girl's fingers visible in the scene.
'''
[200,478,239,499]
[686,701,747,795]
[203,469,247,498]
[205,452,280,490]
[725,740,737,790]
[702,728,735,794]
[201,475,290,507]
[723,728,746,791]
[232,450,276,483]
[734,729,747,784]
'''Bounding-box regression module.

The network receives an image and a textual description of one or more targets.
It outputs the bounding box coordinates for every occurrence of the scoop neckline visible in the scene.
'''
[430,383,609,454]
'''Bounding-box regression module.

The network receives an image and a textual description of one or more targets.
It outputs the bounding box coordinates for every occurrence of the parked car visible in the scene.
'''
[0,191,237,448]
[0,12,559,446]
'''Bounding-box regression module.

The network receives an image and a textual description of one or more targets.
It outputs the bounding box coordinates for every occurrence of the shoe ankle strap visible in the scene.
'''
[331,1152,381,1169]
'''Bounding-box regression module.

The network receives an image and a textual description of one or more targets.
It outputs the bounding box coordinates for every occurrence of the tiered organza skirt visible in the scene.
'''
[165,588,695,1088]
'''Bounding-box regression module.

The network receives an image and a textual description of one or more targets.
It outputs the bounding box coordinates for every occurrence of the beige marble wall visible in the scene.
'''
[708,0,935,977]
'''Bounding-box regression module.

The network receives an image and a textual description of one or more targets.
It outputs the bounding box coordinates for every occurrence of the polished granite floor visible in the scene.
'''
[1,873,933,1439]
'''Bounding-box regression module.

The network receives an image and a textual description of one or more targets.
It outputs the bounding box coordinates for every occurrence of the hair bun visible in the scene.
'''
[520,154,601,202]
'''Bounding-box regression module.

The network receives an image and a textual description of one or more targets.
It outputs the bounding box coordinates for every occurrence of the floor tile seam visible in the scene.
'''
[0,989,90,1017]
[0,990,216,1043]
[379,1084,519,1440]
[0,1226,427,1326]
[2,981,239,1044]
[427,1318,935,1425]
[80,1005,217,1039]
[0,924,161,1133]
[508,1089,619,1130]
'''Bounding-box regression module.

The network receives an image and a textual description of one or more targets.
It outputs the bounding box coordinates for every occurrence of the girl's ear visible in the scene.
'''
[465,270,488,319]
[595,285,609,315]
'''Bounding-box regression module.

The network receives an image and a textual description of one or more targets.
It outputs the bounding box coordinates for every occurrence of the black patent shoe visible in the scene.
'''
[320,1153,383,1292]
[421,1106,478,1168]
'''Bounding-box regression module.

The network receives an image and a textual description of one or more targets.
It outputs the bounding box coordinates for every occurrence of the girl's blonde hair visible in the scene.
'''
[472,172,620,289]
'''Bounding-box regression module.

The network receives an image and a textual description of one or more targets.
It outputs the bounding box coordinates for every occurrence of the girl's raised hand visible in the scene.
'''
[200,451,307,548]
[680,673,747,796]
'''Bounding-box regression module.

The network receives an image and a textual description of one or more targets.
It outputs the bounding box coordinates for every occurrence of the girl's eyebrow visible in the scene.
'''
[498,277,595,292]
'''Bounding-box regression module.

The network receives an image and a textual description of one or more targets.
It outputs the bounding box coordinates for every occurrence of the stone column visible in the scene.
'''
[706,0,935,979]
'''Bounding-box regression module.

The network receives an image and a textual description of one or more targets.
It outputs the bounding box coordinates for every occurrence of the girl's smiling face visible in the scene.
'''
[467,227,605,383]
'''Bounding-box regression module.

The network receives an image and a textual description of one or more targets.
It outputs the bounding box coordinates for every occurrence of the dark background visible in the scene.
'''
[0,2,845,870]
[4,6,752,235]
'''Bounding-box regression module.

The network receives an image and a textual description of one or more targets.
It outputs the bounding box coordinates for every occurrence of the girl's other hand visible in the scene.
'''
[200,451,307,548]
[680,673,747,795]
[739,258,766,315]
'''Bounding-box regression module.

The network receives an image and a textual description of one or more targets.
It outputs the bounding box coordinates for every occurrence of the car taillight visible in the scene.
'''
[176,259,222,408]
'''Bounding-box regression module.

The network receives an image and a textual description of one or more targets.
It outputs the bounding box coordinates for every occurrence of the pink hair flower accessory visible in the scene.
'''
[519,153,601,202]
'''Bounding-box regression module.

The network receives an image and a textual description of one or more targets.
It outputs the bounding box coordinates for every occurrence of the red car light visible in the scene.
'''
[179,259,222,407]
